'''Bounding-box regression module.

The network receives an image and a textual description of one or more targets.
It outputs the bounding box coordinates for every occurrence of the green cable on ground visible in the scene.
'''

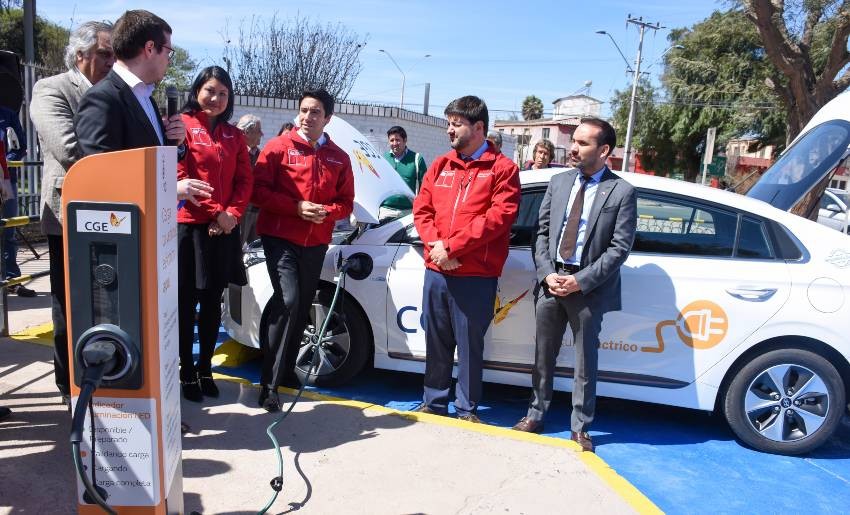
[257,270,346,515]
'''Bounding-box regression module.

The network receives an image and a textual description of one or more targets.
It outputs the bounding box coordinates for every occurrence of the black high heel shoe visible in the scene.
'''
[181,378,203,402]
[198,372,219,398]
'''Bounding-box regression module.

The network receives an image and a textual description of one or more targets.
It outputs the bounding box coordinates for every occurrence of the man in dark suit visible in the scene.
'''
[512,118,636,452]
[30,20,114,406]
[76,10,185,156]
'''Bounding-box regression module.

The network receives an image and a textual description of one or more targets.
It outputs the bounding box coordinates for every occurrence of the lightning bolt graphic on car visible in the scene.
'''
[353,149,380,177]
[493,289,530,324]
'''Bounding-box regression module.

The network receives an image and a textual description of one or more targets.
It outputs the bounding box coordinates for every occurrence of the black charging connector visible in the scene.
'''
[70,339,119,515]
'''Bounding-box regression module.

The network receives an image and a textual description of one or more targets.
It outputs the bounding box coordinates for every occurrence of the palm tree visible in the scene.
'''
[521,95,544,120]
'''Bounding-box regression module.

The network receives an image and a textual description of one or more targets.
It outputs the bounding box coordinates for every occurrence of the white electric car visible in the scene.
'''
[224,112,850,455]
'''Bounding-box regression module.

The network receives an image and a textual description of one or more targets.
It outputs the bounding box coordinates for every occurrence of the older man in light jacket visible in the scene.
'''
[29,20,114,405]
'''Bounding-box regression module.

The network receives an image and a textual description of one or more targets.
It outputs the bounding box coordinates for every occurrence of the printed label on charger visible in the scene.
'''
[76,210,132,235]
[72,396,160,506]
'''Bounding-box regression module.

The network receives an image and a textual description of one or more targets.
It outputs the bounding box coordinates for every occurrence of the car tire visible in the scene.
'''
[724,348,845,455]
[292,287,371,387]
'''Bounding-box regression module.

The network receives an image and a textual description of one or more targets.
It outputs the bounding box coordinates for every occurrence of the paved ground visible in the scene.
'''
[0,244,647,514]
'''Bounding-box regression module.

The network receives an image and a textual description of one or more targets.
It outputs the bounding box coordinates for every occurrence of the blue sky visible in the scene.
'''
[35,0,720,119]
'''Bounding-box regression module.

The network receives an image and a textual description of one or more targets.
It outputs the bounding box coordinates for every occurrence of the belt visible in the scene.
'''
[555,263,580,274]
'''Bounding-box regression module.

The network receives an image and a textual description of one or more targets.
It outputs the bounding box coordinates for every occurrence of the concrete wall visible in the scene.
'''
[231,95,449,165]
[231,94,518,167]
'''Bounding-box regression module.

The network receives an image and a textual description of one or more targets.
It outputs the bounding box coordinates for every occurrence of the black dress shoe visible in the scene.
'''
[181,379,203,402]
[411,403,442,415]
[571,431,594,452]
[512,416,544,433]
[457,413,484,424]
[258,385,280,412]
[198,373,219,398]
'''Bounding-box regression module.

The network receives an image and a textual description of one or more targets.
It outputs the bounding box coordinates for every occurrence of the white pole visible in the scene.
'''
[622,24,645,174]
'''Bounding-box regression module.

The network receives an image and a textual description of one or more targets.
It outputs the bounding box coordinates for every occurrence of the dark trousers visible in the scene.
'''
[261,236,327,387]
[422,269,497,416]
[527,287,602,433]
[48,234,69,395]
[239,205,259,247]
[177,283,224,380]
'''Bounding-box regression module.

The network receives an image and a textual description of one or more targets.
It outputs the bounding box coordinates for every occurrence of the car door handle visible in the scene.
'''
[725,287,778,302]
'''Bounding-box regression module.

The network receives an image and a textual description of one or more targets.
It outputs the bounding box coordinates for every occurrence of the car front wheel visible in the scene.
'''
[292,287,371,387]
[724,348,845,455]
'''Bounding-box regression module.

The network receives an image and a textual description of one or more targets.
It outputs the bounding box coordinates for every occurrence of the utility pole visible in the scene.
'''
[622,15,662,173]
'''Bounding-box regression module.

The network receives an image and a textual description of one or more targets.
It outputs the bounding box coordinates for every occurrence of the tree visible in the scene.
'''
[657,10,785,180]
[743,0,850,141]
[222,14,367,100]
[0,8,68,70]
[521,95,544,120]
[609,79,678,175]
[154,46,198,100]
[0,0,22,11]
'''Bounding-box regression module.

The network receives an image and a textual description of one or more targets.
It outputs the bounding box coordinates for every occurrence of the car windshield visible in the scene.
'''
[747,120,850,213]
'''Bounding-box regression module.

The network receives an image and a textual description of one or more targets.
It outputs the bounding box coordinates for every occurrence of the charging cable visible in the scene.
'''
[70,340,119,515]
[257,259,350,514]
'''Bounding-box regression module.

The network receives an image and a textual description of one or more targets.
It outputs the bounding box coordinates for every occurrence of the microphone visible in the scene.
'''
[166,86,179,146]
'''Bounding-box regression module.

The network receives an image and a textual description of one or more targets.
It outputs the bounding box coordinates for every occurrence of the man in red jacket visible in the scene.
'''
[412,95,520,422]
[252,88,354,411]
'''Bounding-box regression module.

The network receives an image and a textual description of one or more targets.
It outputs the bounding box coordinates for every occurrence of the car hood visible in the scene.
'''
[746,94,850,218]
[323,116,414,224]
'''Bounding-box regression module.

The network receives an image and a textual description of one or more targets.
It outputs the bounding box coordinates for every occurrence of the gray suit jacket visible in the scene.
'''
[534,168,637,313]
[30,69,90,235]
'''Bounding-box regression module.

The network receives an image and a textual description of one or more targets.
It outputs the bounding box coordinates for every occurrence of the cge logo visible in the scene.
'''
[76,210,132,235]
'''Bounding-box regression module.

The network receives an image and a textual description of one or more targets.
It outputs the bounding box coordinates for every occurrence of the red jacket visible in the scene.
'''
[177,111,253,223]
[252,129,355,247]
[414,141,520,277]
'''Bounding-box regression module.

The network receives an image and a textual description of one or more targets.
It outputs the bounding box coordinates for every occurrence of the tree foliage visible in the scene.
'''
[609,79,678,175]
[222,14,367,100]
[154,46,198,100]
[521,95,544,120]
[0,7,68,70]
[609,9,787,180]
[743,0,850,140]
[0,0,22,11]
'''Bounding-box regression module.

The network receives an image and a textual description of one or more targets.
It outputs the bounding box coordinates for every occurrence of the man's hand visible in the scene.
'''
[427,240,450,266]
[216,211,238,233]
[297,201,327,224]
[163,114,186,145]
[440,258,461,271]
[208,221,223,237]
[545,273,582,297]
[177,179,213,205]
[560,274,581,295]
[545,273,568,297]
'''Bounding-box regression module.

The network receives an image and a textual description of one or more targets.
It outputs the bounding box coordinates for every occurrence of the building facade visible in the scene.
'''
[493,94,602,167]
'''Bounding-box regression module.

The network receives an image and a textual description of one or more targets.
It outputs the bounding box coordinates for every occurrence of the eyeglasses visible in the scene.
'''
[161,44,175,60]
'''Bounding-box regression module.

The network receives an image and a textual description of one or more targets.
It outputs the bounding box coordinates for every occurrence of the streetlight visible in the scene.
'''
[378,49,431,110]
[595,31,633,73]
[596,17,662,173]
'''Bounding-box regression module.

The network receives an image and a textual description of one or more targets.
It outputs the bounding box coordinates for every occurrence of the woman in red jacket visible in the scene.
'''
[177,66,252,402]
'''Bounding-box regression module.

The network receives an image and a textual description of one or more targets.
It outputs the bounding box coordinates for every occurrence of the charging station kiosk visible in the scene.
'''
[63,147,183,514]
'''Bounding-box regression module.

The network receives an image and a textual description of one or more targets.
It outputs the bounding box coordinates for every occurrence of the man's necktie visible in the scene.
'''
[558,176,589,261]
[309,139,319,150]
